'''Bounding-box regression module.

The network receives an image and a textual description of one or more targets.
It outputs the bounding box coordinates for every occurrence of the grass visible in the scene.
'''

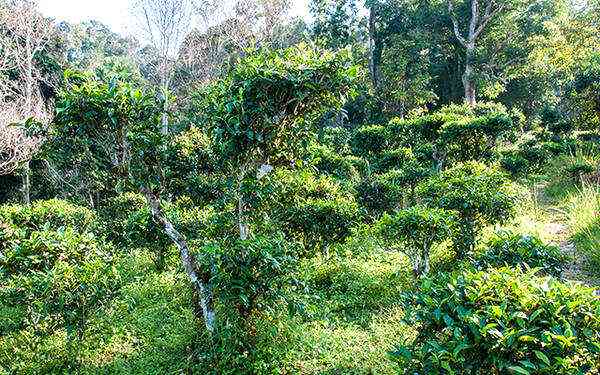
[567,184,600,277]
[3,151,599,374]
[511,148,600,282]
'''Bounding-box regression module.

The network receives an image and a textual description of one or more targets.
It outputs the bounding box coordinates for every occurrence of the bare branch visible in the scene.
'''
[0,105,44,175]
[448,0,468,47]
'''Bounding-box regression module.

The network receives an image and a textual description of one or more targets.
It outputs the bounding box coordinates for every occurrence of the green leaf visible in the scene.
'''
[534,350,550,366]
[508,365,530,375]
[443,314,454,327]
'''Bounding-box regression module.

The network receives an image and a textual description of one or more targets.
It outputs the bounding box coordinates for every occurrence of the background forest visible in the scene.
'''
[1,0,600,373]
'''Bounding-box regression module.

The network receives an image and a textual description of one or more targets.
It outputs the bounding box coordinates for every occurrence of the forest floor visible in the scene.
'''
[545,221,600,288]
[535,176,600,291]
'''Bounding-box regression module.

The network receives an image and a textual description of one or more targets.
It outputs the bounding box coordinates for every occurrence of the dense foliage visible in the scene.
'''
[1,0,599,373]
[395,268,600,374]
[417,162,518,258]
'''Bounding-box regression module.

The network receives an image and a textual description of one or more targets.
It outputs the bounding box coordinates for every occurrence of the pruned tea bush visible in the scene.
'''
[394,267,600,374]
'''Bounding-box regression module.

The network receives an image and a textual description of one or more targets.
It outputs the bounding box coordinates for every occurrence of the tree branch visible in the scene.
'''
[448,0,468,47]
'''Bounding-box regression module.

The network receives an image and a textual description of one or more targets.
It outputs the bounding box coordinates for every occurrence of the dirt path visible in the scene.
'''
[544,222,600,294]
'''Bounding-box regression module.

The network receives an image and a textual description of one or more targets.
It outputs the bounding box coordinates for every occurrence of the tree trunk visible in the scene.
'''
[160,74,170,135]
[22,161,31,205]
[141,187,216,334]
[463,45,476,106]
[368,6,381,90]
[420,248,430,276]
[238,167,249,240]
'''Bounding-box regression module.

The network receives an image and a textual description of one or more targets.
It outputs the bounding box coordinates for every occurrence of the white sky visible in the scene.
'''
[39,0,310,35]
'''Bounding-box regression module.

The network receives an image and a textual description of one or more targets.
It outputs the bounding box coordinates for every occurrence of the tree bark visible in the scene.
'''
[141,187,216,334]
[160,73,170,135]
[368,5,381,90]
[463,44,476,106]
[238,166,250,240]
[22,160,31,205]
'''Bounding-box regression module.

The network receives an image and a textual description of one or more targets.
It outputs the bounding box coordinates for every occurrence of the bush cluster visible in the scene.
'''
[476,230,564,277]
[394,267,600,374]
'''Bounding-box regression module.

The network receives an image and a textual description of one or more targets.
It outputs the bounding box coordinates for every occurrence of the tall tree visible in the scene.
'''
[0,107,42,176]
[130,0,193,134]
[175,0,296,91]
[447,0,541,106]
[310,0,364,50]
[0,0,59,204]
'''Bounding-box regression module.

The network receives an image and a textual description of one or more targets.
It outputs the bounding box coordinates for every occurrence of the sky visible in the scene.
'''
[39,0,311,35]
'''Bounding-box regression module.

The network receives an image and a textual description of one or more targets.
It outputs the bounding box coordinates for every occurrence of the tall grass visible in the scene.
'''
[567,183,600,275]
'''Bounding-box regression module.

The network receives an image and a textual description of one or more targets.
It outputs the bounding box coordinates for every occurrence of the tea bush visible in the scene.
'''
[500,152,530,176]
[375,147,415,172]
[0,199,96,234]
[282,198,360,250]
[438,101,510,118]
[375,206,456,276]
[0,200,118,371]
[269,170,360,249]
[197,234,300,320]
[438,113,513,164]
[476,230,564,277]
[356,173,403,216]
[100,193,171,269]
[417,162,518,258]
[310,144,368,182]
[394,267,600,374]
[317,126,352,153]
[351,125,388,156]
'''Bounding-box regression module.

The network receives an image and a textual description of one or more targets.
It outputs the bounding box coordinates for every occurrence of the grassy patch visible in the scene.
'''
[567,184,600,275]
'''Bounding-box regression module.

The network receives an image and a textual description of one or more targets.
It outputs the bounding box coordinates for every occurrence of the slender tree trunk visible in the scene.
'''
[421,247,430,276]
[22,161,31,205]
[368,6,380,90]
[23,37,34,206]
[237,169,249,240]
[160,65,170,135]
[142,187,216,333]
[463,44,476,106]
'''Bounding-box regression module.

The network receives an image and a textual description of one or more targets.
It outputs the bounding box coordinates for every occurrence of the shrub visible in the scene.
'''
[518,140,548,171]
[0,201,118,368]
[393,267,600,374]
[438,101,509,118]
[270,169,349,204]
[100,193,218,270]
[476,230,564,277]
[196,233,300,322]
[566,161,596,181]
[381,167,433,205]
[99,192,147,244]
[548,120,575,137]
[317,126,352,153]
[577,131,600,143]
[351,125,388,156]
[387,114,459,147]
[269,170,360,249]
[541,140,576,156]
[356,173,403,216]
[375,206,456,276]
[540,106,562,130]
[310,144,368,182]
[184,174,228,206]
[99,193,171,269]
[283,198,360,250]
[417,162,517,258]
[0,228,104,275]
[500,152,530,176]
[438,113,513,164]
[0,199,96,235]
[375,147,415,172]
